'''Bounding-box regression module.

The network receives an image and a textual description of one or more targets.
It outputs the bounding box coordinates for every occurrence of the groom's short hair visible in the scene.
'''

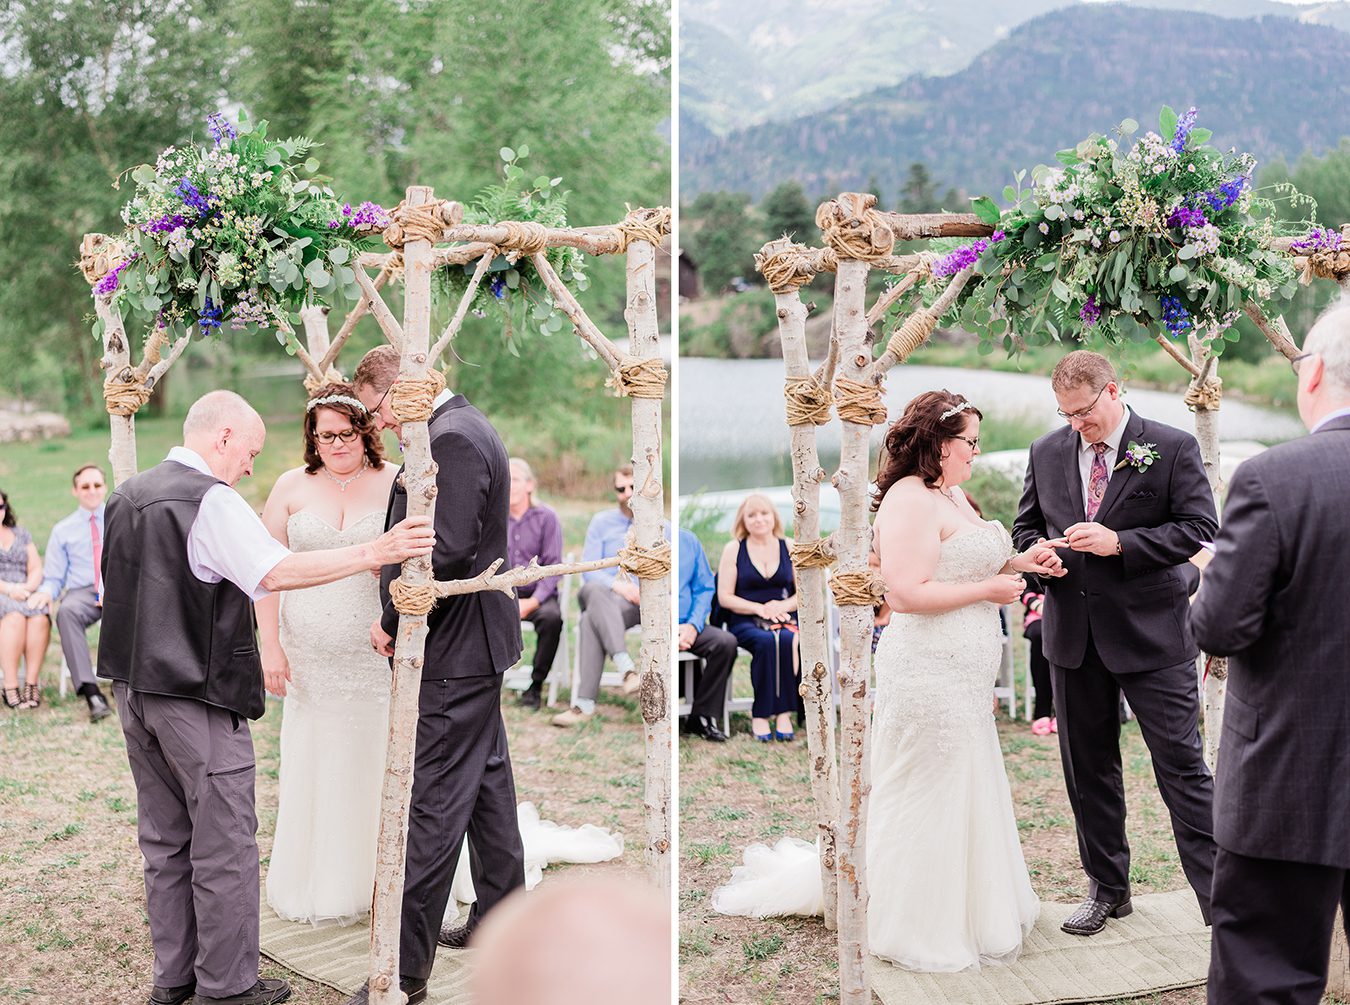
[352,344,401,394]
[1052,350,1117,392]
[1304,305,1350,393]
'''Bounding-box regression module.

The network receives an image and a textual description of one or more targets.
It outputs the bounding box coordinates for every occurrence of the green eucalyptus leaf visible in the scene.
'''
[1191,128,1212,146]
[132,164,157,185]
[1119,118,1139,136]
[517,144,529,158]
[971,195,1002,226]
[327,246,349,264]
[303,158,319,173]
[499,147,515,162]
[1160,105,1178,139]
[1169,265,1189,283]
[1055,149,1080,167]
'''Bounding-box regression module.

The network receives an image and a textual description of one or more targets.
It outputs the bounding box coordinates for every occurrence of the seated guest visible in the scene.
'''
[508,458,564,710]
[677,527,732,742]
[1022,589,1055,735]
[0,486,51,710]
[718,493,799,743]
[26,464,112,721]
[553,464,641,728]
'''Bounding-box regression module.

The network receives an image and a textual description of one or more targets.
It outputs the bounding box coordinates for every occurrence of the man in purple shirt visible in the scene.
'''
[508,458,564,710]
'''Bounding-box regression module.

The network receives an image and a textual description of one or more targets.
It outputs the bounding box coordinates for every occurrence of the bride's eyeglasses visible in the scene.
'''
[316,429,361,445]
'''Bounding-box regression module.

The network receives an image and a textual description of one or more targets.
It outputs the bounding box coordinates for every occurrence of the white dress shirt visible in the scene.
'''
[1078,405,1132,513]
[1311,405,1350,433]
[165,447,290,601]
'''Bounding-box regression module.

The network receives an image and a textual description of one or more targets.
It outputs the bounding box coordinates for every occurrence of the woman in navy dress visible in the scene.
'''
[717,493,799,742]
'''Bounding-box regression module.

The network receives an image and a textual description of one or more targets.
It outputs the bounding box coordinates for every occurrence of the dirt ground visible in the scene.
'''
[0,679,648,1004]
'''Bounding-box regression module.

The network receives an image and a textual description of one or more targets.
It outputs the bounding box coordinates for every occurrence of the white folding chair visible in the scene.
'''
[502,552,573,708]
[677,649,735,737]
[993,605,1017,718]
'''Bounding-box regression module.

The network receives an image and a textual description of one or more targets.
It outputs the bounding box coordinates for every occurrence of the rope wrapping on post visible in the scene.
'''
[80,234,130,286]
[790,538,836,569]
[784,376,833,426]
[834,376,888,426]
[303,366,347,396]
[616,206,672,251]
[828,569,887,607]
[618,537,672,581]
[815,193,895,263]
[103,374,152,416]
[389,369,447,423]
[499,221,551,256]
[1299,248,1350,285]
[607,355,668,400]
[383,199,462,250]
[885,309,938,363]
[389,577,437,617]
[1183,376,1224,412]
[758,242,838,294]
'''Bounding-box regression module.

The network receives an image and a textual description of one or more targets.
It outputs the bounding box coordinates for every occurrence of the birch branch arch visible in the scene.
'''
[754,193,1349,1005]
[82,192,672,1005]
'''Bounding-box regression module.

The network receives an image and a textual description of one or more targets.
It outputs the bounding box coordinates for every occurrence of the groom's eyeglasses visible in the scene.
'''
[1056,384,1107,421]
[1291,352,1313,375]
[316,429,361,445]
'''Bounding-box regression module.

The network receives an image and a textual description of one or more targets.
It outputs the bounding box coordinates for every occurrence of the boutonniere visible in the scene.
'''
[1115,441,1161,472]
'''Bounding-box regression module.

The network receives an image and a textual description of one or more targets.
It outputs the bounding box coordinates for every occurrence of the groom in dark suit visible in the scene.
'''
[351,346,525,1005]
[1191,307,1350,1004]
[1013,350,1218,936]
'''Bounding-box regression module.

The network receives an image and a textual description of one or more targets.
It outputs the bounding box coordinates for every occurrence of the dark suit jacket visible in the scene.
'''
[1013,409,1218,672]
[1189,413,1350,868]
[380,395,523,678]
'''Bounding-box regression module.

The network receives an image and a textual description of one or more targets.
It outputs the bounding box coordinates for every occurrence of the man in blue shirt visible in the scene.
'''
[677,528,733,742]
[29,464,111,721]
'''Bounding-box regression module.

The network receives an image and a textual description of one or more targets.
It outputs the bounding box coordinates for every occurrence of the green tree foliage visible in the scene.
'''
[898,162,937,213]
[682,191,758,293]
[759,180,815,246]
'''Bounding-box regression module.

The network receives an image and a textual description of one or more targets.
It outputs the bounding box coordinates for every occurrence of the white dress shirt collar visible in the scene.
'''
[1080,404,1132,455]
[1310,404,1350,434]
[166,445,218,479]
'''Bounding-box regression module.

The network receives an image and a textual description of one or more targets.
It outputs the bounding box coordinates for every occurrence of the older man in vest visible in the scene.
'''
[98,391,433,1005]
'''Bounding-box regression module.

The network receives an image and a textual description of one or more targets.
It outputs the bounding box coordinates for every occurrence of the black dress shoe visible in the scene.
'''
[343,977,427,1005]
[437,921,474,949]
[1060,895,1132,936]
[516,686,541,710]
[686,715,728,742]
[88,691,112,722]
[193,978,291,1005]
[148,982,195,1005]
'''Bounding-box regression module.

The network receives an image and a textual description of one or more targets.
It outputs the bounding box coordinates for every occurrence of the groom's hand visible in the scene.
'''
[1064,522,1120,557]
[1016,540,1069,577]
[370,621,395,657]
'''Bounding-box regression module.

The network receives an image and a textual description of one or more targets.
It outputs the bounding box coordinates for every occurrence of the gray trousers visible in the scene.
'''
[115,682,260,997]
[56,586,102,692]
[576,581,640,702]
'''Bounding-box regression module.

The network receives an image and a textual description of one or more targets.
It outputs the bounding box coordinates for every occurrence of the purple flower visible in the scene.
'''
[489,276,507,299]
[92,253,139,297]
[1160,295,1191,338]
[931,230,1010,277]
[176,177,215,219]
[1290,227,1343,253]
[197,297,223,334]
[1203,175,1248,215]
[1170,107,1198,154]
[1079,295,1101,328]
[206,113,236,146]
[1167,205,1208,229]
[332,201,392,232]
[142,213,189,234]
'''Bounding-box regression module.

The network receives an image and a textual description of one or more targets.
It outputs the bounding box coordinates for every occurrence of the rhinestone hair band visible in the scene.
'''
[940,400,972,421]
[306,394,367,413]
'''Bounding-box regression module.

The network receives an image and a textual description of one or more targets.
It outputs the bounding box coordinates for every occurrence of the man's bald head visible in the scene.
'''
[182,391,266,487]
[470,878,669,1005]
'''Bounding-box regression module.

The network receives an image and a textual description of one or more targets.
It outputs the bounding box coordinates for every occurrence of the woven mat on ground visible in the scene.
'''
[260,903,473,1004]
[872,889,1209,1005]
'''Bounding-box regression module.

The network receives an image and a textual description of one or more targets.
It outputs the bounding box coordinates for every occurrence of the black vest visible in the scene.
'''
[97,460,265,719]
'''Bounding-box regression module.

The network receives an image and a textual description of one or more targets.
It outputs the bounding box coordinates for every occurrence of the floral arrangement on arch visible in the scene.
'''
[433,146,588,353]
[907,106,1310,357]
[92,112,389,349]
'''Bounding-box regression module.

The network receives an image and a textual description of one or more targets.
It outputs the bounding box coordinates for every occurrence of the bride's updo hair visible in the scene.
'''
[871,389,982,511]
[303,381,384,474]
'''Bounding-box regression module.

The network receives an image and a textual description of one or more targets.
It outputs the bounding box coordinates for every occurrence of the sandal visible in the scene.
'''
[21,683,40,709]
[2,688,21,709]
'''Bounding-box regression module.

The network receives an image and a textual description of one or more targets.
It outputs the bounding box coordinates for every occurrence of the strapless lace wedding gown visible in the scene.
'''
[713,521,1038,972]
[266,510,390,926]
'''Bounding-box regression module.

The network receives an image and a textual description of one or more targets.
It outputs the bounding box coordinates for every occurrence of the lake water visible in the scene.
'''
[678,359,1304,493]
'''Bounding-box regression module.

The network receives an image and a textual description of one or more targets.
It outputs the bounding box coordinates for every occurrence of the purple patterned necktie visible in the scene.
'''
[1085,442,1109,520]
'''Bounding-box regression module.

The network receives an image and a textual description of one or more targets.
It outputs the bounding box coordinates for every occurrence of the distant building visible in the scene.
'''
[677,247,700,301]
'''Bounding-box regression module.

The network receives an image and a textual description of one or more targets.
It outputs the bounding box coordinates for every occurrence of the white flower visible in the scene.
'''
[1039,222,1050,234]
[1091,237,1102,249]
[1188,164,1196,173]
[1109,231,1121,242]
[1073,209,1085,221]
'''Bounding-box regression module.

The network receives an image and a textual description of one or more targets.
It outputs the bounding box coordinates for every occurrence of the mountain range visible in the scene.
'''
[679,4,1350,202]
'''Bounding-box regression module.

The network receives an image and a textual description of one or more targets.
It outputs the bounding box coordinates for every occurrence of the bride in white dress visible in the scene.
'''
[715,390,1066,972]
[257,385,400,926]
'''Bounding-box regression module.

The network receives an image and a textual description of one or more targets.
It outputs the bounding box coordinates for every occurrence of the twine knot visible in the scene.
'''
[389,369,447,423]
[500,221,551,256]
[757,239,826,294]
[103,373,152,417]
[784,376,833,426]
[815,193,894,263]
[834,376,888,426]
[619,537,672,580]
[607,355,667,400]
[383,199,459,250]
[790,538,836,569]
[80,234,129,286]
[1300,247,1350,285]
[829,569,887,607]
[885,309,938,363]
[617,206,672,252]
[303,366,347,396]
[1183,376,1223,412]
[390,577,437,617]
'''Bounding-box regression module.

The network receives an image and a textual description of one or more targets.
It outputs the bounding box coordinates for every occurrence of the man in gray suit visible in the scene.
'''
[1191,306,1350,1004]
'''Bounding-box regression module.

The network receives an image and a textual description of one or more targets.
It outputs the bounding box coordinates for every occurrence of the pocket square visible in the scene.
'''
[1125,489,1157,500]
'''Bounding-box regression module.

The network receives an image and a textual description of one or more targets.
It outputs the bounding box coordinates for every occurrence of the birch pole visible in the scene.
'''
[369,185,439,1005]
[622,232,673,889]
[756,238,841,930]
[95,297,140,485]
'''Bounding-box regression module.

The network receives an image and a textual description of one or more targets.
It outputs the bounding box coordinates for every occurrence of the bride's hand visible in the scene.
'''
[1012,539,1068,577]
[983,573,1027,606]
[263,651,291,697]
